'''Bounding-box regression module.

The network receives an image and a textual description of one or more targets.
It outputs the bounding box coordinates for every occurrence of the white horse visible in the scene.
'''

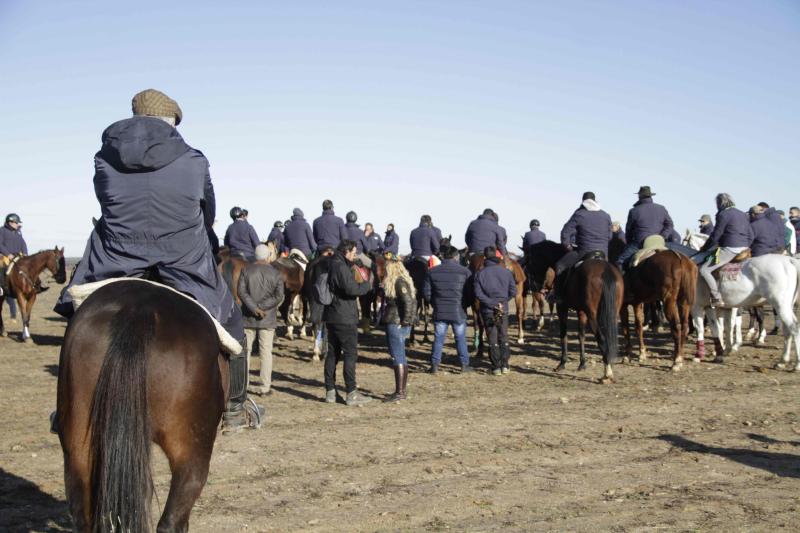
[692,254,800,369]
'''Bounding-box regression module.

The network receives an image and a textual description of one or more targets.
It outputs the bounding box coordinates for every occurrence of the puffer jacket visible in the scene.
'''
[381,278,417,326]
[560,200,612,256]
[423,259,472,322]
[474,257,516,316]
[238,262,285,329]
[323,252,372,325]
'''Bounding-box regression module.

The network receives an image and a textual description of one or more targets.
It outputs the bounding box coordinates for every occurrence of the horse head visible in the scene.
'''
[46,247,67,284]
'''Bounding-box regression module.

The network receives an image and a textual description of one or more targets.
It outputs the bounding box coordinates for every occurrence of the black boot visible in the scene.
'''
[400,364,408,400]
[223,340,263,433]
[501,343,510,374]
[384,365,405,402]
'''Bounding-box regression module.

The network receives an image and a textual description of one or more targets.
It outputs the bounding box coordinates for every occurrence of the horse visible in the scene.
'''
[355,253,386,334]
[468,252,528,355]
[56,280,228,532]
[272,254,307,340]
[0,247,66,342]
[692,254,800,369]
[405,257,431,344]
[620,250,697,371]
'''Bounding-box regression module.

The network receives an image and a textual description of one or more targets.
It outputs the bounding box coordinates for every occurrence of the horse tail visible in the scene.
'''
[89,306,155,533]
[596,265,620,364]
[790,257,800,307]
[680,256,698,308]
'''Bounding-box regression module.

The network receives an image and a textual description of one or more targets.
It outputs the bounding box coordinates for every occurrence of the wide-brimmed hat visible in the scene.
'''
[636,186,655,197]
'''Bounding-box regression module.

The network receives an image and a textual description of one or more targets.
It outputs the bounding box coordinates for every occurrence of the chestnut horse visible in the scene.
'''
[468,253,527,355]
[0,247,66,342]
[56,280,227,532]
[620,251,697,371]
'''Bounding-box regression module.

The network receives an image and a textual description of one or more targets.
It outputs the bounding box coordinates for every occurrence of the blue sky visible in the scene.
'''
[1,1,798,254]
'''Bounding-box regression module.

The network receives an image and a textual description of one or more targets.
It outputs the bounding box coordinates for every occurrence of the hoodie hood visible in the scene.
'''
[581,199,602,211]
[293,208,304,218]
[98,116,190,173]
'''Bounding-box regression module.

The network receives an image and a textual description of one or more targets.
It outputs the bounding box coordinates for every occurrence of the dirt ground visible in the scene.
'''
[2,280,800,532]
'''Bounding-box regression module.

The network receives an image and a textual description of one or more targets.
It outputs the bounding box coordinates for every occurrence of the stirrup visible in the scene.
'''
[245,397,264,429]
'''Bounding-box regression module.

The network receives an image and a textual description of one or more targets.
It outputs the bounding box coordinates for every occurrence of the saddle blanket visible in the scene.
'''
[288,248,308,271]
[717,263,743,282]
[67,278,242,355]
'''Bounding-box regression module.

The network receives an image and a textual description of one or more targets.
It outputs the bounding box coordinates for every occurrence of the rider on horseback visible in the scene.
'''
[54,89,260,431]
[522,219,546,251]
[554,192,612,302]
[0,213,27,297]
[698,193,754,307]
[267,220,286,254]
[409,215,440,261]
[225,206,260,261]
[344,211,372,268]
[749,203,785,257]
[615,186,675,270]
[384,223,400,255]
[465,208,506,258]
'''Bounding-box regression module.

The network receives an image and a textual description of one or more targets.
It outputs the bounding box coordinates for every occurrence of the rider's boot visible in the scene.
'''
[223,339,264,433]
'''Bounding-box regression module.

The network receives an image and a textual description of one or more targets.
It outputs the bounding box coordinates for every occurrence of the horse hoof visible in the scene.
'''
[693,357,702,363]
[713,356,724,364]
[22,336,32,344]
[577,363,587,372]
[671,364,683,372]
[311,356,320,363]
[622,356,630,365]
[774,362,786,370]
[0,330,6,338]
[554,364,566,372]
[599,376,614,385]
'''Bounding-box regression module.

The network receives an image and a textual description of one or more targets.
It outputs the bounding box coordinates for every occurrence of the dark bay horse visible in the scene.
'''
[405,257,431,344]
[56,280,227,532]
[357,254,387,333]
[620,251,697,370]
[0,247,66,342]
[272,255,307,339]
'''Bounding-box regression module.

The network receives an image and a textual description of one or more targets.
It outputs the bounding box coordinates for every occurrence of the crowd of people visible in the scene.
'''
[4,88,799,432]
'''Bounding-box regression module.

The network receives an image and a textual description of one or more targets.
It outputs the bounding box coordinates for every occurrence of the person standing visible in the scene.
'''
[283,208,316,258]
[238,244,284,395]
[384,223,399,255]
[324,239,373,405]
[225,206,260,260]
[423,246,473,374]
[380,255,416,401]
[0,214,28,318]
[615,186,674,269]
[313,199,348,249]
[474,246,517,375]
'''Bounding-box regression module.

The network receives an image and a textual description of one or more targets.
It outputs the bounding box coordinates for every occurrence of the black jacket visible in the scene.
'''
[474,258,516,316]
[381,278,416,326]
[323,252,372,325]
[238,263,285,329]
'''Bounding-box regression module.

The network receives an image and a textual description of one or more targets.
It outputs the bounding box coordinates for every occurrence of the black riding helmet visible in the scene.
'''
[273,220,284,228]
[346,211,358,223]
[530,219,540,228]
[230,206,244,220]
[5,213,21,225]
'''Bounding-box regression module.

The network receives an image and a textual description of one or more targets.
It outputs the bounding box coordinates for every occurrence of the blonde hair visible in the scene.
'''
[383,261,415,299]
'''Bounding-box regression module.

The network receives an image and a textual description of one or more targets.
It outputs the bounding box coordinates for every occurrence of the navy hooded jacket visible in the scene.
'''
[409,225,440,257]
[423,259,472,322]
[283,215,316,256]
[384,230,399,255]
[465,215,505,255]
[266,227,285,252]
[560,200,612,257]
[474,258,516,316]
[0,225,28,255]
[344,222,368,253]
[750,208,785,257]
[55,116,235,324]
[313,209,347,249]
[700,223,714,236]
[624,197,674,246]
[364,232,384,254]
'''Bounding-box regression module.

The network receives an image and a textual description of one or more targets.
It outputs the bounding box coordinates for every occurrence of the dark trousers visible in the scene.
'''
[485,312,509,370]
[325,322,359,393]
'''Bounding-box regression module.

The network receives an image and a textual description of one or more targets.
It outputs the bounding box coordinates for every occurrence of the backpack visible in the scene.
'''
[312,270,333,306]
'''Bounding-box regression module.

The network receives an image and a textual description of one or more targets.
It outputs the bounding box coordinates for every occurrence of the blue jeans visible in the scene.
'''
[615,243,640,268]
[431,321,469,366]
[385,324,411,366]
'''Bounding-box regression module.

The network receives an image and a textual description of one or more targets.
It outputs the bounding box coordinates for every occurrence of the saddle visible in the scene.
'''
[731,249,752,263]
[288,249,309,271]
[573,250,606,270]
[630,235,667,268]
[67,278,242,355]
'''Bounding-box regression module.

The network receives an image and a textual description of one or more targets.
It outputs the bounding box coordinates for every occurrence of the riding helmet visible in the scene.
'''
[230,206,244,220]
[274,220,284,228]
[346,211,358,223]
[530,219,540,228]
[5,213,21,224]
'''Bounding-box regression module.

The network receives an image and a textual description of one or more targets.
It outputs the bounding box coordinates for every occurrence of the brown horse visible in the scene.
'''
[272,255,307,339]
[556,257,623,383]
[405,257,431,344]
[620,251,697,371]
[56,280,227,532]
[0,247,66,342]
[468,253,528,355]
